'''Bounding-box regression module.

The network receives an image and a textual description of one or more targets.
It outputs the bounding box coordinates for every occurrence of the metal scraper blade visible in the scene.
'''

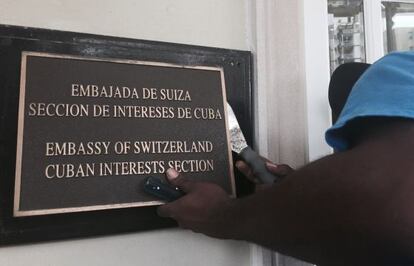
[226,103,248,154]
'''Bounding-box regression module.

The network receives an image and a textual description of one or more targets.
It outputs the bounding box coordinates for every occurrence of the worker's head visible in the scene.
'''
[327,51,414,151]
[329,62,371,123]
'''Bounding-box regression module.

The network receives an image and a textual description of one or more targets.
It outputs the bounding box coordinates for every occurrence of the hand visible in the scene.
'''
[235,160,294,190]
[157,168,237,239]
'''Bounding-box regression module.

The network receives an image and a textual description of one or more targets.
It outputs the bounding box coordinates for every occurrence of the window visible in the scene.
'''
[382,1,414,53]
[328,0,367,74]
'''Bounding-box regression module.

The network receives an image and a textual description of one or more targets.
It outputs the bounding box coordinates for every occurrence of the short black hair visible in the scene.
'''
[329,63,371,123]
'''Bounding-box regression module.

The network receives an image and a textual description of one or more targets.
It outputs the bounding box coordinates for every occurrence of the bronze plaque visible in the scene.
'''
[14,52,234,217]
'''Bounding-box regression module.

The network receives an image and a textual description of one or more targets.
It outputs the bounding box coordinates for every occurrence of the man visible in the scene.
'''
[158,51,414,265]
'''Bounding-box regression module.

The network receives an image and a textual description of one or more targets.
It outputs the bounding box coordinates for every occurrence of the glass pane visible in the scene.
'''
[328,0,366,74]
[382,1,414,53]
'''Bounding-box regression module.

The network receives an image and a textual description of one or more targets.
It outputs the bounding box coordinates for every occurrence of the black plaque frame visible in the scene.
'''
[0,25,254,246]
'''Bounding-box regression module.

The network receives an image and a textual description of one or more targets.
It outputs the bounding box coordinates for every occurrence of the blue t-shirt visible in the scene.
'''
[325,51,414,151]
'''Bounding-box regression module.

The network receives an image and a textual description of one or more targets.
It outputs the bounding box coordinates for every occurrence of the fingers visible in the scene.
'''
[235,161,260,184]
[265,162,294,176]
[165,168,195,193]
[236,159,295,184]
[235,160,252,178]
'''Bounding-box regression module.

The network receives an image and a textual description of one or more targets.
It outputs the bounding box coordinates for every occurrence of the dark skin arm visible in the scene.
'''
[158,119,414,266]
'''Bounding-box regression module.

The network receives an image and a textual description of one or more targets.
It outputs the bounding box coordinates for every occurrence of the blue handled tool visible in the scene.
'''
[227,103,277,184]
[143,176,184,202]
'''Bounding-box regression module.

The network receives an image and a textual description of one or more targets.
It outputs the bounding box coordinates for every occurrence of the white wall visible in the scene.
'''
[0,230,249,266]
[247,0,318,265]
[303,0,332,161]
[0,1,251,266]
[248,0,309,170]
[0,0,247,50]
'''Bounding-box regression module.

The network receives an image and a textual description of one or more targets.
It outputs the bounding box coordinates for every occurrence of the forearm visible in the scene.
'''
[228,145,414,265]
[159,120,414,265]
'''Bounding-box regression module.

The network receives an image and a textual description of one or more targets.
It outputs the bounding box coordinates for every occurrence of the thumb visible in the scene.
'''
[165,168,195,193]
